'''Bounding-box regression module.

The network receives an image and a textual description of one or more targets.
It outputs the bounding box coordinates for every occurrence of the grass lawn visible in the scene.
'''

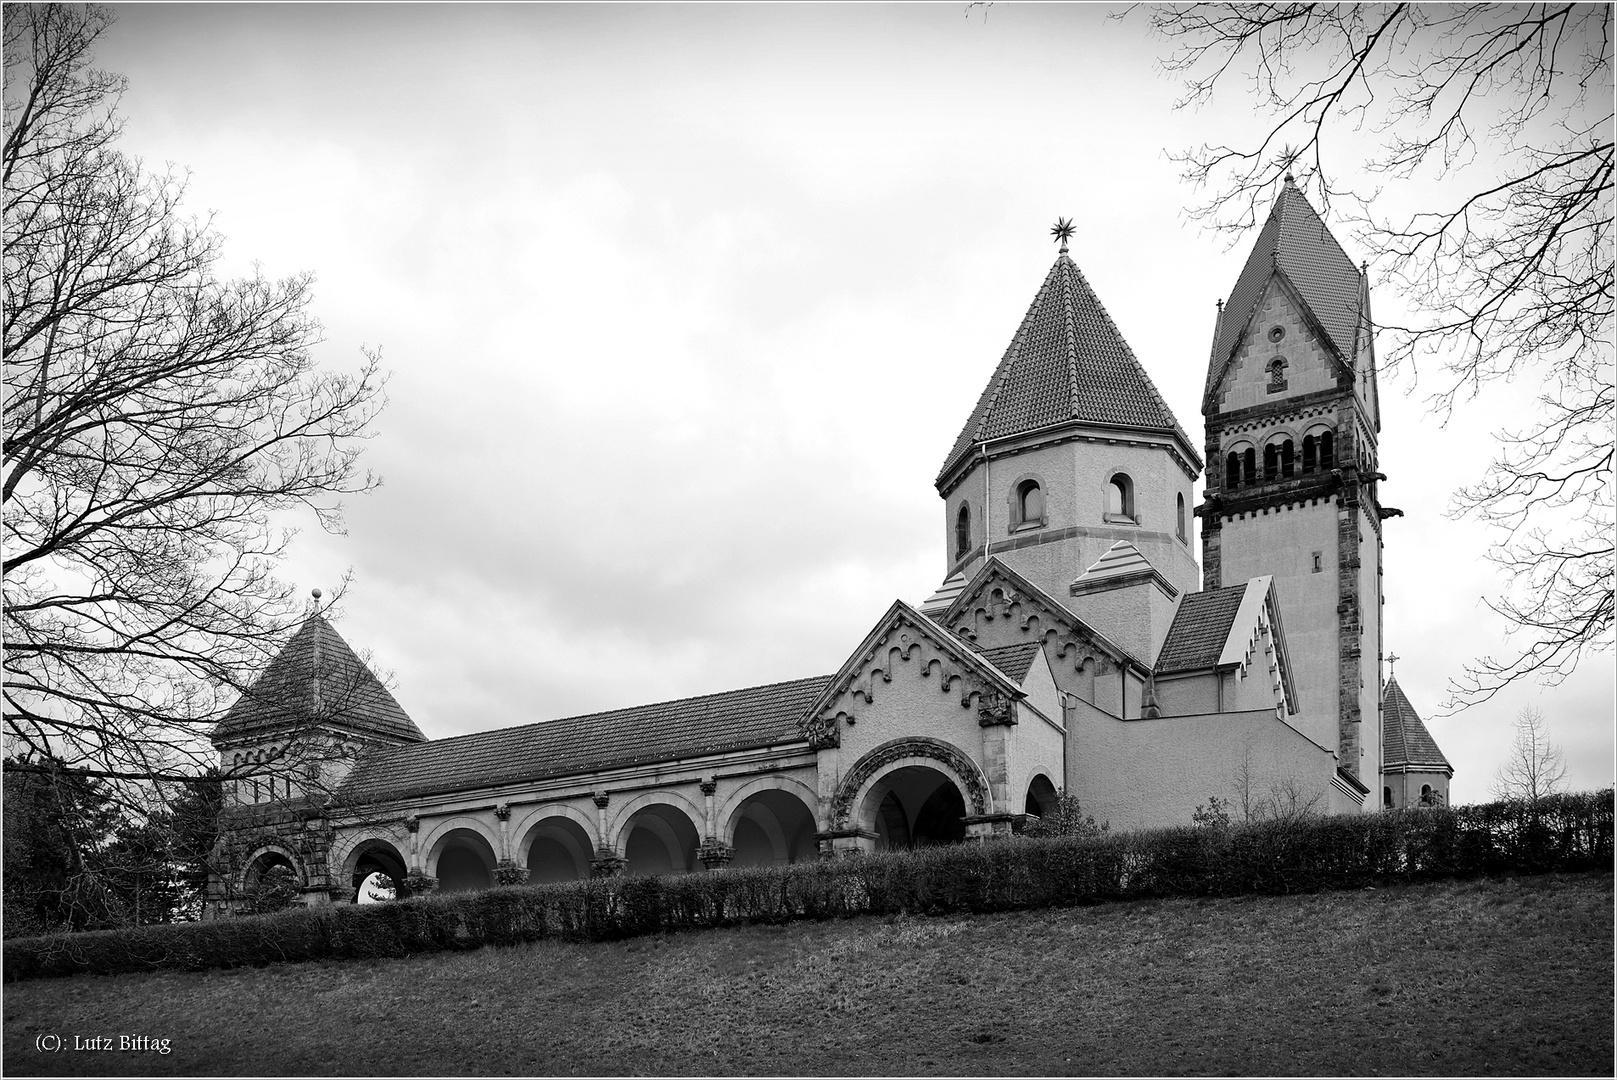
[3,871,1610,1077]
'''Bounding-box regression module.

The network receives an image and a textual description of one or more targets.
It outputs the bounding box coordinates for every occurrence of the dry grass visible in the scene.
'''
[4,872,1610,1077]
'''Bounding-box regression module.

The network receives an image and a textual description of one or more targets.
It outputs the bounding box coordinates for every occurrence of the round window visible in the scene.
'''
[1267,325,1285,342]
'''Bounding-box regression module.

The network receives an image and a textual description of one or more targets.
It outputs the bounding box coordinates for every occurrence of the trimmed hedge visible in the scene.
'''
[7,790,1610,981]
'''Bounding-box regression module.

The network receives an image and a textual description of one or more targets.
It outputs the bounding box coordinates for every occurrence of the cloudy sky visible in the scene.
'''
[97,4,1611,804]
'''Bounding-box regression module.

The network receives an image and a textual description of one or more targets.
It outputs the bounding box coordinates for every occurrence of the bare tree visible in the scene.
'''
[1144,4,1614,706]
[3,6,385,796]
[1493,705,1569,804]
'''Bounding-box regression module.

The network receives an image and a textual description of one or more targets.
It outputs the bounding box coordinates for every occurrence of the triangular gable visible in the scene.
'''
[1216,576,1298,716]
[1205,264,1355,414]
[939,253,1198,486]
[939,557,1145,672]
[1204,181,1366,411]
[797,599,1025,749]
[214,616,425,746]
[1070,539,1180,600]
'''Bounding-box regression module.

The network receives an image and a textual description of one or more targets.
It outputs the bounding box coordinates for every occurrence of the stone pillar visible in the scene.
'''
[494,802,511,862]
[977,692,1015,814]
[698,838,733,870]
[405,814,421,874]
[816,828,877,857]
[591,790,613,862]
[700,777,718,840]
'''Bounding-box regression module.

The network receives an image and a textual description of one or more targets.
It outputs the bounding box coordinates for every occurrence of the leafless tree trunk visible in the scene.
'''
[1493,705,1569,804]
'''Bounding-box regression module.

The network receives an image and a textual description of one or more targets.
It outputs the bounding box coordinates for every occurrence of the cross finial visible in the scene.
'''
[1386,651,1400,677]
[1050,216,1075,254]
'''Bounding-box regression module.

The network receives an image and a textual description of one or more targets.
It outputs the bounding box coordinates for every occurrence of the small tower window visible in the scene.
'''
[1320,430,1336,469]
[955,503,971,559]
[1383,786,1393,809]
[1105,474,1135,523]
[1014,480,1044,528]
[1302,434,1317,473]
[1267,325,1285,343]
[1267,357,1288,392]
[1242,448,1256,485]
[1263,443,1278,481]
[1175,492,1186,542]
[1225,452,1240,489]
[1280,439,1295,478]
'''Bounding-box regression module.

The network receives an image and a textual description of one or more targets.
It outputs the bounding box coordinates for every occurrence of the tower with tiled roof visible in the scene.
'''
[1380,675,1453,808]
[1198,177,1395,795]
[932,231,1203,649]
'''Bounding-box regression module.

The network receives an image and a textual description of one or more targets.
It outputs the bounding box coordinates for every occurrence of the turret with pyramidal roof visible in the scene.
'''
[1381,675,1453,809]
[1199,178,1393,792]
[931,229,1202,613]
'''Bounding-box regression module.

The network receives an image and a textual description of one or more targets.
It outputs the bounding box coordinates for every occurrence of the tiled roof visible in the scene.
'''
[1382,677,1452,772]
[1206,181,1365,401]
[918,571,969,616]
[965,640,1044,684]
[213,617,425,745]
[338,675,832,805]
[940,253,1195,482]
[1154,585,1248,674]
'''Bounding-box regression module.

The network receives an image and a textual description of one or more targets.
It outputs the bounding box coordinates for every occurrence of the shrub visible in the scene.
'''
[5,789,1609,982]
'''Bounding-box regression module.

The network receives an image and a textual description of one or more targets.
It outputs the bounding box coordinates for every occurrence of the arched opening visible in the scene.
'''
[955,502,971,559]
[1241,448,1256,485]
[349,839,409,902]
[1320,430,1335,469]
[1015,480,1044,527]
[1266,357,1287,392]
[1024,774,1059,818]
[1176,492,1187,541]
[357,871,397,904]
[1302,434,1317,473]
[242,850,300,914]
[727,790,817,867]
[1263,443,1278,481]
[1225,452,1240,489]
[430,828,497,893]
[1280,439,1295,478]
[1105,474,1135,522]
[523,816,594,883]
[1383,786,1393,809]
[864,766,968,852]
[621,804,701,876]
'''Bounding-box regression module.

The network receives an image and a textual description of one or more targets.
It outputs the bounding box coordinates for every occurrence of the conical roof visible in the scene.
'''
[1206,180,1366,403]
[939,253,1195,484]
[1382,676,1452,772]
[213,616,425,745]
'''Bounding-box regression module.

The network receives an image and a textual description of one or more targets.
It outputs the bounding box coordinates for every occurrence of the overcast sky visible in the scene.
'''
[97,4,1611,805]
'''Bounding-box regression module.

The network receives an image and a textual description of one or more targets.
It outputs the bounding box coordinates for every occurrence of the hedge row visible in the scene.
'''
[7,790,1610,981]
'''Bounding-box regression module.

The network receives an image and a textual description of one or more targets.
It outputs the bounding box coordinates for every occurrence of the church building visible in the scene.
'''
[209,181,1453,910]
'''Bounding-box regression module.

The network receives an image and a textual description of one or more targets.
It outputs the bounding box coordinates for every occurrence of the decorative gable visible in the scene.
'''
[1211,272,1349,414]
[940,558,1142,676]
[798,600,1024,750]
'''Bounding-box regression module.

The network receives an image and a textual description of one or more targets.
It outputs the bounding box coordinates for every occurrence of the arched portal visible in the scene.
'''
[429,827,497,893]
[347,838,409,901]
[1025,774,1059,817]
[241,847,301,913]
[522,816,594,883]
[863,765,968,851]
[621,803,701,876]
[726,789,817,867]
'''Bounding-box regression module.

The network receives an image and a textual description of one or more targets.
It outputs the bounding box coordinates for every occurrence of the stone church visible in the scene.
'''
[209,180,1453,910]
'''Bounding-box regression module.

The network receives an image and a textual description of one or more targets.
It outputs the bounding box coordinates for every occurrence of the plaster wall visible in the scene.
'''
[1214,277,1340,412]
[1357,506,1384,789]
[1066,698,1336,832]
[1217,503,1340,749]
[1381,769,1451,810]
[1005,652,1067,812]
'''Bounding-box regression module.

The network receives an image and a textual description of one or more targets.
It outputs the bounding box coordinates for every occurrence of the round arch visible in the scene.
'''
[239,842,304,892]
[612,796,703,876]
[720,782,819,868]
[519,814,596,884]
[418,814,502,861]
[605,788,707,854]
[509,802,599,852]
[831,736,990,832]
[1024,772,1060,817]
[424,820,499,893]
[716,774,823,839]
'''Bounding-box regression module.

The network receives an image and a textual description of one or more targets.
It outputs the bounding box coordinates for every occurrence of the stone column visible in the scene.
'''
[700,777,718,839]
[590,791,624,876]
[405,814,421,873]
[494,802,512,862]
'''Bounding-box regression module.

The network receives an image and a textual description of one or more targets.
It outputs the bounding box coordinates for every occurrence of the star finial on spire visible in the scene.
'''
[1050,216,1075,254]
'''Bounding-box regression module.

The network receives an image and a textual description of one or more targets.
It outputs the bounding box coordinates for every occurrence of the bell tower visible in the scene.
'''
[1199,177,1393,792]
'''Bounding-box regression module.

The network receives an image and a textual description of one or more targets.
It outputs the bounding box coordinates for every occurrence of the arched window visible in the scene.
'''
[955,503,971,559]
[1015,480,1044,527]
[1242,448,1256,485]
[1267,357,1287,393]
[1263,443,1278,481]
[1105,474,1135,522]
[1383,786,1393,809]
[1320,430,1335,469]
[1225,452,1240,489]
[1302,434,1317,473]
[1175,493,1186,542]
[1280,439,1295,478]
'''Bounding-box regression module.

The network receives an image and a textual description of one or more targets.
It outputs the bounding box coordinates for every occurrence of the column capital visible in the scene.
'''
[699,777,718,797]
[697,838,732,869]
[494,802,511,822]
[591,790,611,810]
[404,814,420,833]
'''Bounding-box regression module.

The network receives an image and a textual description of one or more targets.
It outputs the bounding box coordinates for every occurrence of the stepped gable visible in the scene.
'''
[213,616,424,745]
[1153,584,1248,674]
[1206,179,1365,402]
[939,252,1195,484]
[1382,676,1452,772]
[339,675,832,805]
